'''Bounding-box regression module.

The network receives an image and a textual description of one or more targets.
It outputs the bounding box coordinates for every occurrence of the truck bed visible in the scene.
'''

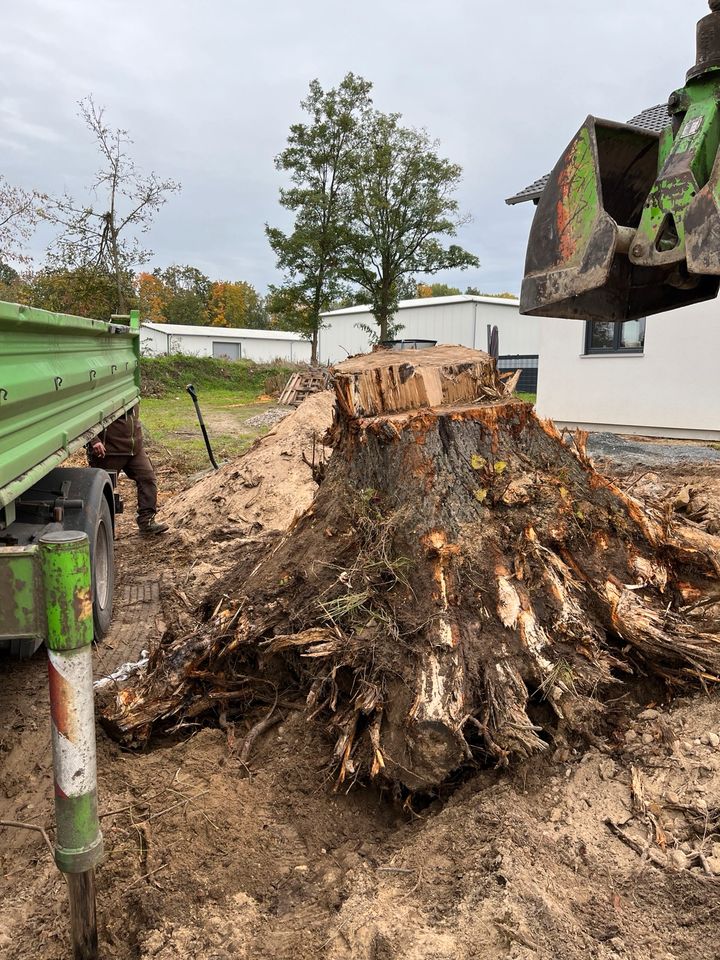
[0,301,140,511]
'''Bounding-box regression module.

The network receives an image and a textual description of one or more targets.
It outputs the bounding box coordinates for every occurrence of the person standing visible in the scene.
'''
[88,405,168,535]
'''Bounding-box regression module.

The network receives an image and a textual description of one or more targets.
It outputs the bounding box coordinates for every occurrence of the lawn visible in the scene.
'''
[141,391,277,475]
[138,356,299,476]
[140,354,297,400]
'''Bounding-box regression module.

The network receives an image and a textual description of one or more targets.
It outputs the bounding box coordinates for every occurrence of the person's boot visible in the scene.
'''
[138,517,169,535]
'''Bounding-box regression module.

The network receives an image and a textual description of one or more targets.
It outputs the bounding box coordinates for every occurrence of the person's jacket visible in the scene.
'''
[89,405,144,457]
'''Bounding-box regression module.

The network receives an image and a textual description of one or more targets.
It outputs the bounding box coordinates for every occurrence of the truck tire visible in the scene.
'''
[49,467,116,641]
[88,495,114,639]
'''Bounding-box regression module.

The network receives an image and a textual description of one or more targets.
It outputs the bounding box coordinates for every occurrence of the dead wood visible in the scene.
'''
[103,346,720,791]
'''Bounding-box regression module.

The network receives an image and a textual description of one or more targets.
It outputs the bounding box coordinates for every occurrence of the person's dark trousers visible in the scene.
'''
[88,451,158,527]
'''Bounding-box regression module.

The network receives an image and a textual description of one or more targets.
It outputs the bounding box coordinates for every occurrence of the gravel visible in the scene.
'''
[243,406,295,429]
[585,432,720,468]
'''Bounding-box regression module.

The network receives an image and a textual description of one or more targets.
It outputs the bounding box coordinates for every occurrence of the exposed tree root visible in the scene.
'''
[103,347,720,790]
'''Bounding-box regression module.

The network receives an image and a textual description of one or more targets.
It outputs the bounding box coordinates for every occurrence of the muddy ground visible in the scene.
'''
[2,424,720,960]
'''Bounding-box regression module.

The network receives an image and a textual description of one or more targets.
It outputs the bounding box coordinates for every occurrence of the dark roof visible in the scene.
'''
[505,103,670,205]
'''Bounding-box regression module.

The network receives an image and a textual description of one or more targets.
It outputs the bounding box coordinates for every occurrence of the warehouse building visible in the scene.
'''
[140,322,312,364]
[319,295,541,392]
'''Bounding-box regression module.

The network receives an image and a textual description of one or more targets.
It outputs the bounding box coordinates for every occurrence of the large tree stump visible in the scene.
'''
[105,347,720,790]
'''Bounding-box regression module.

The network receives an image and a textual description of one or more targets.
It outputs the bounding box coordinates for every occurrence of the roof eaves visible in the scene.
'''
[141,322,304,340]
[505,103,671,206]
[321,294,520,318]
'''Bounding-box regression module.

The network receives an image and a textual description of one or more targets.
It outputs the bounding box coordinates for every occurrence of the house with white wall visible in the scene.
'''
[507,103,720,441]
[534,304,720,441]
[140,322,312,364]
[319,295,541,392]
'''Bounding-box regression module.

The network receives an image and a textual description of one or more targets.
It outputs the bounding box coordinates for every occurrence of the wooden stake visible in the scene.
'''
[67,870,98,960]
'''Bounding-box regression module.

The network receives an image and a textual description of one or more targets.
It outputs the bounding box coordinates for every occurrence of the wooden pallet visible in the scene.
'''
[279,370,330,406]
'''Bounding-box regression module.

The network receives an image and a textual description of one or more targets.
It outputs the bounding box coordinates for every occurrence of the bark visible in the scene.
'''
[103,347,720,790]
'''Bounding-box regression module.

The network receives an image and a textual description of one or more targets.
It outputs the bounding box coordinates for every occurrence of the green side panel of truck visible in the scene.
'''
[0,546,43,642]
[0,302,141,652]
[0,301,141,510]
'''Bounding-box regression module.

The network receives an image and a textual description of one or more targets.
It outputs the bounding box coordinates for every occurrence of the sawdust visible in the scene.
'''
[162,390,334,548]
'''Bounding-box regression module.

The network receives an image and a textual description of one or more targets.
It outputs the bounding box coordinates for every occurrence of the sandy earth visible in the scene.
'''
[2,409,720,960]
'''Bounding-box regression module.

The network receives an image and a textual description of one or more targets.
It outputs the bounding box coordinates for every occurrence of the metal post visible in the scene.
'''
[186,383,219,469]
[40,531,103,960]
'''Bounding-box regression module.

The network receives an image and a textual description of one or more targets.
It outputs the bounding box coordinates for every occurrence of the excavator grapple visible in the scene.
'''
[521,1,720,321]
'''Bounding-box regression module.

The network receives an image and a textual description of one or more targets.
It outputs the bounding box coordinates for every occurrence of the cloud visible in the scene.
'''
[2,0,712,294]
[0,98,62,144]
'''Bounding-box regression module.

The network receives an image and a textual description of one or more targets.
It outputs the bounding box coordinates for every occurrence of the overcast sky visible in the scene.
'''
[2,0,711,297]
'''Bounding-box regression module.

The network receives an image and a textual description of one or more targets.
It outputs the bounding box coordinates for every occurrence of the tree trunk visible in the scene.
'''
[110,229,125,314]
[377,310,389,342]
[103,346,720,790]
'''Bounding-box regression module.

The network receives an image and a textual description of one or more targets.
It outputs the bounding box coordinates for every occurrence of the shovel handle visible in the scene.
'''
[186,384,219,470]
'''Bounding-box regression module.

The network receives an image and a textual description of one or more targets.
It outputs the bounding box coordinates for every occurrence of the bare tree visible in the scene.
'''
[0,174,39,266]
[44,96,180,313]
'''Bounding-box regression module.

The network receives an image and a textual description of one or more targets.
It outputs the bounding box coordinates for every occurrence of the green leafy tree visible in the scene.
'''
[208,280,268,328]
[417,282,462,298]
[0,262,32,304]
[342,113,479,341]
[29,266,136,319]
[0,262,20,287]
[465,286,517,299]
[153,264,210,325]
[267,73,373,362]
[42,96,180,314]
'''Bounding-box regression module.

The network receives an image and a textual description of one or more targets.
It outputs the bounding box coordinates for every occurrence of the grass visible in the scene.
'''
[141,390,277,476]
[140,354,300,400]
[517,392,537,405]
[137,356,301,476]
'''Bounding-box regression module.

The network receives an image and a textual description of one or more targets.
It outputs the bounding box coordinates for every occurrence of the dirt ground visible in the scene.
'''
[2,419,720,960]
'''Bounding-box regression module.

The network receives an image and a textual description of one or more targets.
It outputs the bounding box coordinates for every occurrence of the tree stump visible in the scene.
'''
[105,347,720,791]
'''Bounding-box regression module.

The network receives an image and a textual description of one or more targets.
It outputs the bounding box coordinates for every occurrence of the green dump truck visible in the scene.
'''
[0,301,141,656]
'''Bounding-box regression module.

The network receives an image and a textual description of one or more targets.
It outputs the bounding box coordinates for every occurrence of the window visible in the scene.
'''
[212,341,240,360]
[584,319,645,355]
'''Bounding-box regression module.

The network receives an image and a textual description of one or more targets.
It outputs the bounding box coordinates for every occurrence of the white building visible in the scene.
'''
[535,303,720,442]
[319,295,541,392]
[507,103,720,442]
[140,322,312,364]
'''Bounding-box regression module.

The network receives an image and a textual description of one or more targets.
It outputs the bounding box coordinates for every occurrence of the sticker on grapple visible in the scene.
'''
[680,116,703,139]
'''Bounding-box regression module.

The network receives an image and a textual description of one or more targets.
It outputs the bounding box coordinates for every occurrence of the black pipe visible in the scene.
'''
[186,384,219,470]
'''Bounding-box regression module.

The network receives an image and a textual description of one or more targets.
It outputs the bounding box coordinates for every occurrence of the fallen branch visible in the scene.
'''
[604,818,666,868]
[122,862,169,892]
[0,819,55,862]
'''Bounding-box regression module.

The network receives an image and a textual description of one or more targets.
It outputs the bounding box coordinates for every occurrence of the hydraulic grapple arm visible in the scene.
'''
[521,0,720,321]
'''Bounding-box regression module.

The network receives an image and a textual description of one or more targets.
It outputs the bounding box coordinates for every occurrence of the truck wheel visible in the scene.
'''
[90,497,115,639]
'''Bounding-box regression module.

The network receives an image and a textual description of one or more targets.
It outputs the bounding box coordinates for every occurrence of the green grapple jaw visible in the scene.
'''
[520,2,720,321]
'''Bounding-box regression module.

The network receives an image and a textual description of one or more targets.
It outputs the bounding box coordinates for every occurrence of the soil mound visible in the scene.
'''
[162,391,334,546]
